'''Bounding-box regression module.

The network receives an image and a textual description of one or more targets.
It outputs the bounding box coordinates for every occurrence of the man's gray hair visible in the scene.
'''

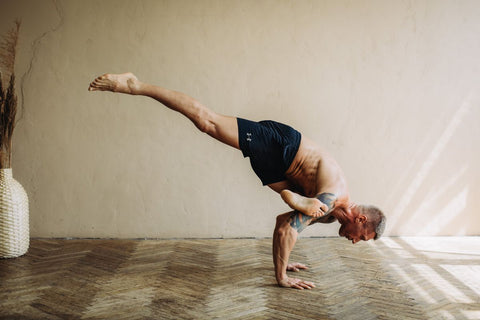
[360,205,386,240]
[374,213,386,240]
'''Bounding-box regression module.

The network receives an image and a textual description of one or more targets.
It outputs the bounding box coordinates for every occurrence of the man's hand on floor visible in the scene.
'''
[278,276,316,290]
[287,262,309,272]
[279,263,315,289]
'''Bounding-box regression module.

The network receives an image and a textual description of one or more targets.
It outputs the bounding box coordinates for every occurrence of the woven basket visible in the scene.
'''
[0,168,29,258]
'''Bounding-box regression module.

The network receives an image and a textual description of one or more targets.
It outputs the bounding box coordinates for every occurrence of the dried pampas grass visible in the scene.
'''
[0,20,20,169]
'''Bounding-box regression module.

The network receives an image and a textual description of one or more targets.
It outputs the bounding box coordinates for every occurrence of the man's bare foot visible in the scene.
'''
[280,190,327,217]
[88,72,141,94]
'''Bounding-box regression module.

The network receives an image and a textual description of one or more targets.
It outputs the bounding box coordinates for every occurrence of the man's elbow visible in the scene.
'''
[274,214,295,237]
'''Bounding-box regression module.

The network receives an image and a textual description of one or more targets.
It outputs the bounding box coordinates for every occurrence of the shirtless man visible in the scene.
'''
[88,72,386,290]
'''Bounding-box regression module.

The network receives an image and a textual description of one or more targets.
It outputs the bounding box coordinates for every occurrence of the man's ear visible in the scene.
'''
[355,215,367,224]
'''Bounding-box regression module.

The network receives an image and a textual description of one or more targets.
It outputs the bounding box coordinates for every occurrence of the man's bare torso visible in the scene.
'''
[285,136,350,211]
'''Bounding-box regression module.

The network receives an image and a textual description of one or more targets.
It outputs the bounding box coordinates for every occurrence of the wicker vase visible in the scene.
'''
[0,168,29,258]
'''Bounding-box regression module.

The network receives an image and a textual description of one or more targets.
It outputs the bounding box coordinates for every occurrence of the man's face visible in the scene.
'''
[338,218,376,244]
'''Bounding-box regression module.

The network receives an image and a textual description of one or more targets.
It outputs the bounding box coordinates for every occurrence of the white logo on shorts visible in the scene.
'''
[246,132,252,142]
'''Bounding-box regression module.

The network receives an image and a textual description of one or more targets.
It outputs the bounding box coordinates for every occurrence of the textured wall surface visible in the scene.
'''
[1,0,479,238]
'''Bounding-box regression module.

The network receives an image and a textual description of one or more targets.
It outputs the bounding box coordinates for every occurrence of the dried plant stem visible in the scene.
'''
[0,21,21,169]
[0,20,20,84]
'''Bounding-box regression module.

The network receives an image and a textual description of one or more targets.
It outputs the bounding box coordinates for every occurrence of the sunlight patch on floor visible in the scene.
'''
[412,263,473,303]
[389,263,437,303]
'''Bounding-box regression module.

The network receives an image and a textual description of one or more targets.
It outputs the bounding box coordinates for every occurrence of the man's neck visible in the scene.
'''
[331,206,354,225]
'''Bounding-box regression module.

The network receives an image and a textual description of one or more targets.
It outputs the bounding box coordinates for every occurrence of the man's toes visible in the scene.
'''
[88,81,103,91]
[93,80,108,89]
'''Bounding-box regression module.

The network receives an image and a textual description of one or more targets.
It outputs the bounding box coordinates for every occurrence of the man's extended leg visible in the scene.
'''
[88,72,240,149]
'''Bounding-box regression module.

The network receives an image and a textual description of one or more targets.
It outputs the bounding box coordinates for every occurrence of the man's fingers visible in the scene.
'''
[295,263,308,270]
[299,281,315,289]
[299,284,311,290]
[289,278,316,290]
[288,263,308,271]
[287,263,308,272]
[280,276,316,290]
[293,282,314,290]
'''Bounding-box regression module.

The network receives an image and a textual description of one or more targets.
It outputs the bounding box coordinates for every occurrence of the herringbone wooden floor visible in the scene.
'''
[1,237,479,319]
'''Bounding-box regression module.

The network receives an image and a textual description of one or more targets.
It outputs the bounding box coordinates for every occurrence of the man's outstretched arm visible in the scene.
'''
[273,212,315,290]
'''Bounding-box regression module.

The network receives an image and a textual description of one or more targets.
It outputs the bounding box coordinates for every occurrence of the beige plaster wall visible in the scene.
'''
[1,0,479,238]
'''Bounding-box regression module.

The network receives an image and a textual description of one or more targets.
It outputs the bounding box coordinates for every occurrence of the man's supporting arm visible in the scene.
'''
[273,211,315,290]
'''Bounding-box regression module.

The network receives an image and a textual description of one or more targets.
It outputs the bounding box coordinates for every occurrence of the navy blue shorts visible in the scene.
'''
[237,118,301,185]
